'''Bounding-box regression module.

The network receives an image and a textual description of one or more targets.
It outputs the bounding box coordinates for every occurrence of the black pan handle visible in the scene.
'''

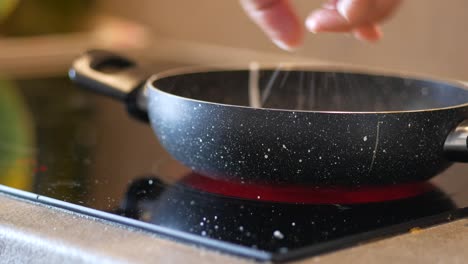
[69,49,150,122]
[444,119,468,162]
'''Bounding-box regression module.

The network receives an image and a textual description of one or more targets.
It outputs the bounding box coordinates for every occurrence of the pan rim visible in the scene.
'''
[146,64,468,115]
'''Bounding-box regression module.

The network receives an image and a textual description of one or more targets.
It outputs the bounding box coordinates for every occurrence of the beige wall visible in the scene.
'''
[99,0,468,80]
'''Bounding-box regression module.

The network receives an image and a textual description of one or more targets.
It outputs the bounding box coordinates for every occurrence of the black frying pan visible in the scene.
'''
[70,50,468,186]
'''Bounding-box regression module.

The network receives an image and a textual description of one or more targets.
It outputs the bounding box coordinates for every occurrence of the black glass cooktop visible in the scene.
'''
[0,75,467,262]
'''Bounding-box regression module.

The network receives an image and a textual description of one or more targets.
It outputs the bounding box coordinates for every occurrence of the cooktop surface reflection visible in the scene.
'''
[0,76,467,262]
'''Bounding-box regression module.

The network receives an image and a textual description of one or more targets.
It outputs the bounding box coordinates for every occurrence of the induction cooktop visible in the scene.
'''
[0,76,467,262]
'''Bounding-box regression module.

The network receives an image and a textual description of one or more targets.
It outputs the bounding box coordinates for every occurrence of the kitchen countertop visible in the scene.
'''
[0,192,466,264]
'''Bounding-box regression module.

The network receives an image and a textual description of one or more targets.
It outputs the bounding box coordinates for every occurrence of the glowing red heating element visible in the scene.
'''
[182,173,434,204]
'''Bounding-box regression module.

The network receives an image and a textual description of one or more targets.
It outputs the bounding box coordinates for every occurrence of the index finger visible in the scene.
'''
[240,0,304,50]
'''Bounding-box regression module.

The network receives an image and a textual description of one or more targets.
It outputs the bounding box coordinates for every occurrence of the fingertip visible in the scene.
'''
[337,0,402,26]
[270,20,304,51]
[336,0,351,20]
[305,9,353,33]
[278,27,304,51]
[337,0,372,25]
[305,16,319,33]
[322,0,338,10]
[272,39,300,51]
[353,24,383,42]
[241,0,304,51]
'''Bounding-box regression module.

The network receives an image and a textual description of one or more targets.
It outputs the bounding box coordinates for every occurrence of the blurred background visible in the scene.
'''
[0,0,467,208]
[1,0,467,79]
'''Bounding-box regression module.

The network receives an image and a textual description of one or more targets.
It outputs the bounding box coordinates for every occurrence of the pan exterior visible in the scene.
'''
[147,86,468,186]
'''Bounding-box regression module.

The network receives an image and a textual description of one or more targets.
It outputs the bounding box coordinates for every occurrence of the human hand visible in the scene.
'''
[240,0,402,51]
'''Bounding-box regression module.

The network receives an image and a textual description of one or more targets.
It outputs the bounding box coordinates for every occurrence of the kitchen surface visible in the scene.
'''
[0,1,467,263]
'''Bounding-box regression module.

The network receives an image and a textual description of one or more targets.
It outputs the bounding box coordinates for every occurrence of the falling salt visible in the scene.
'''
[239,226,244,232]
[257,195,261,199]
[214,216,218,220]
[363,136,368,142]
[201,231,207,236]
[319,156,322,160]
[148,180,153,185]
[264,155,269,159]
[200,222,204,226]
[308,149,311,153]
[282,144,287,149]
[299,159,302,163]
[273,230,284,239]
[267,148,271,152]
[199,138,203,142]
[214,225,219,230]
[291,222,296,226]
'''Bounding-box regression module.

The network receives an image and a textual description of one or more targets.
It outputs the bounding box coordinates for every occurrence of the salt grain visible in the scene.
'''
[273,230,284,239]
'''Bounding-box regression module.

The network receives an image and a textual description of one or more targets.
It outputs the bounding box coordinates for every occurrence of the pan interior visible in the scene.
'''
[152,70,468,112]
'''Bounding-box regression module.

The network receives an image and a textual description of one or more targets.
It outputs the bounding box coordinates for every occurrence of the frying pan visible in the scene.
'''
[69,50,468,186]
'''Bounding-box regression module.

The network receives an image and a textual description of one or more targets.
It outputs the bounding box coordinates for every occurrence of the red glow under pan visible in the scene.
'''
[182,173,434,204]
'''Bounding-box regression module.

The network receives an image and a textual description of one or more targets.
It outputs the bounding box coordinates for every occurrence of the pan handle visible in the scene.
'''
[444,120,468,162]
[69,49,149,122]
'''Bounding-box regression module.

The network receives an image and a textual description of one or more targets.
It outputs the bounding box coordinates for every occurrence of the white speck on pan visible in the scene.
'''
[273,230,285,239]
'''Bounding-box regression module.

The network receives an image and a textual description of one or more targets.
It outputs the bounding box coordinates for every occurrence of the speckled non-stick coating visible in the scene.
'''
[147,70,468,186]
